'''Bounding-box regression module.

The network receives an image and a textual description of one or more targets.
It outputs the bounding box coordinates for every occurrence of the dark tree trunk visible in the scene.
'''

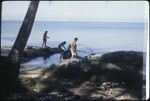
[8,1,39,64]
[8,1,39,78]
[0,0,1,52]
[0,1,39,98]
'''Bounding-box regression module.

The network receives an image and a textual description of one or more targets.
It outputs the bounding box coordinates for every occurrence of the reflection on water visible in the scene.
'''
[21,50,97,69]
[21,48,104,67]
[21,54,60,66]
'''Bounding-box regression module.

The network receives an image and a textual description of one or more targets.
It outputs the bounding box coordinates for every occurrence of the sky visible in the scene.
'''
[2,1,149,22]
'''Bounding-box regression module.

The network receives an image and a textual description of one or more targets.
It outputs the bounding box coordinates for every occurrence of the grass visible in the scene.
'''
[20,51,143,99]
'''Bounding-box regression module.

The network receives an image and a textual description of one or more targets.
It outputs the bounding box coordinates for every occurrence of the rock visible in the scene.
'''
[102,82,107,86]
[22,46,59,63]
[59,58,80,66]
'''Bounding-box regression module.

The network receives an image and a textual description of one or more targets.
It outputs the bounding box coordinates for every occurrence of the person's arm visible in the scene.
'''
[63,45,67,51]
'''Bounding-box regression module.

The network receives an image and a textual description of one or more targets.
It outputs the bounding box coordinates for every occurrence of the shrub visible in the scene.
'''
[100,51,143,70]
[21,51,143,98]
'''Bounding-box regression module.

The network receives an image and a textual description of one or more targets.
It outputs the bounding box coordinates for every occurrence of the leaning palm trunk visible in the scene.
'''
[0,1,39,96]
[8,1,39,79]
[8,1,39,64]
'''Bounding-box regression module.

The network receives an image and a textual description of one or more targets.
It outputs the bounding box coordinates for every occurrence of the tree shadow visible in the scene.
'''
[6,51,143,100]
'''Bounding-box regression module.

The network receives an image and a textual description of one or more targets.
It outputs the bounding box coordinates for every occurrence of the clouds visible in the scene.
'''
[2,1,149,21]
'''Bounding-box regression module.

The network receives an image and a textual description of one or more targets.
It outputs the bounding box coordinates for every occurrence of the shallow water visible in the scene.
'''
[21,48,103,67]
[22,54,60,66]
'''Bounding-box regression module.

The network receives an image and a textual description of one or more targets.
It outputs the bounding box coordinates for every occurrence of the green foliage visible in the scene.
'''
[100,51,143,70]
[41,64,57,78]
[20,51,143,98]
[54,63,86,84]
[104,63,121,70]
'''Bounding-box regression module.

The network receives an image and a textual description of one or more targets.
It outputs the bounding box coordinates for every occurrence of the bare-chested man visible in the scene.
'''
[71,37,78,58]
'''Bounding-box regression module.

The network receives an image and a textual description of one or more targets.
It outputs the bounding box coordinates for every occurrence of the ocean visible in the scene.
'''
[1,21,148,74]
[1,21,147,51]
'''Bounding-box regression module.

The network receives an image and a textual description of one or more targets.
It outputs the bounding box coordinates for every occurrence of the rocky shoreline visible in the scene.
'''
[1,46,60,63]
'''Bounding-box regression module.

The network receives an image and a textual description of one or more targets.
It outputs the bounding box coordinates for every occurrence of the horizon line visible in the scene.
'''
[2,19,148,23]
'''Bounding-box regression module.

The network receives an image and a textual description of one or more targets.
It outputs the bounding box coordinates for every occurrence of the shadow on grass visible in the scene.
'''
[19,51,143,100]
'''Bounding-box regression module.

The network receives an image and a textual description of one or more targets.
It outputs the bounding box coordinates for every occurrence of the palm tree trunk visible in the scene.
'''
[0,2,1,53]
[1,1,39,95]
[7,1,39,79]
[8,1,39,63]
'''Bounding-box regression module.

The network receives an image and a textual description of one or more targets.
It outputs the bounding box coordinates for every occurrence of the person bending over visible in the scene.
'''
[58,41,67,60]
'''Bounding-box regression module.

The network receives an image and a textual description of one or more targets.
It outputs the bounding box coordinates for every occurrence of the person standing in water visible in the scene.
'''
[58,41,67,60]
[71,37,78,58]
[42,31,49,48]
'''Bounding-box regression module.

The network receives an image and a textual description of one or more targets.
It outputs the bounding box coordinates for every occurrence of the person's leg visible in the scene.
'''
[72,54,76,59]
[42,39,44,47]
[60,52,62,60]
[71,50,73,58]
[42,42,44,47]
[44,40,46,47]
[45,41,47,47]
[59,49,63,60]
[73,55,76,58]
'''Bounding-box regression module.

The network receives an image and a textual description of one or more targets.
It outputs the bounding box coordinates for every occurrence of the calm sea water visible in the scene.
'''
[1,21,147,51]
[1,21,147,68]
